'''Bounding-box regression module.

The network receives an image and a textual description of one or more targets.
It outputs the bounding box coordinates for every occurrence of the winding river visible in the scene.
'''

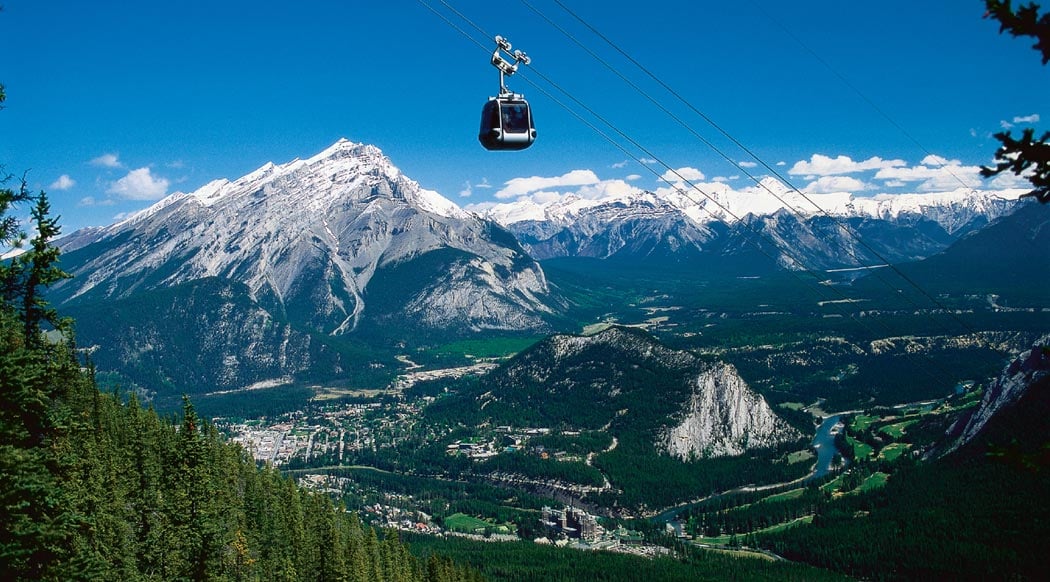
[651,413,843,523]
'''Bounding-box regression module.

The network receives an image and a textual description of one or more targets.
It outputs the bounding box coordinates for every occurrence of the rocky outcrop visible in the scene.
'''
[947,335,1050,453]
[661,362,800,459]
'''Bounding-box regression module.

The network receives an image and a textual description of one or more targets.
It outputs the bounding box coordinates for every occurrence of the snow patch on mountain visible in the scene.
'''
[478,180,1025,233]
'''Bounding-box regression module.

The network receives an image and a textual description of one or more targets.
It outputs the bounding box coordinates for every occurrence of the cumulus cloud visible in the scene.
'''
[803,176,869,194]
[873,159,981,192]
[611,160,629,169]
[1013,113,1040,124]
[788,154,905,176]
[494,169,600,199]
[738,161,758,168]
[49,175,76,190]
[625,174,642,181]
[90,153,122,168]
[106,167,170,200]
[660,166,705,183]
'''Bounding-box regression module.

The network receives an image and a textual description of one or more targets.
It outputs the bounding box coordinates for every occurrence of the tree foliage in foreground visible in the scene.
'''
[0,172,481,580]
[982,1,1050,202]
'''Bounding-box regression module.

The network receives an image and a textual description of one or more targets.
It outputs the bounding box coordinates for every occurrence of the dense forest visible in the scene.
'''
[759,374,1050,581]
[0,165,480,580]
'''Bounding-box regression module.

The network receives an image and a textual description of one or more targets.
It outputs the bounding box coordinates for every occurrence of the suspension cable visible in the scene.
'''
[415,0,978,384]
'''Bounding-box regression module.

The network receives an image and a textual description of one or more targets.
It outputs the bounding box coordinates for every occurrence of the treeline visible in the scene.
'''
[0,173,481,580]
[403,532,853,582]
[592,437,811,509]
[687,486,826,538]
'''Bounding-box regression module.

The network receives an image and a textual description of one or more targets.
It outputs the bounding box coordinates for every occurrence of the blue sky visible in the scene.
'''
[2,1,1047,233]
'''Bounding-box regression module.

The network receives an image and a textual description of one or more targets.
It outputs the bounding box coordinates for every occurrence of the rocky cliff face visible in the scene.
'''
[948,335,1050,453]
[661,362,800,459]
[477,327,798,458]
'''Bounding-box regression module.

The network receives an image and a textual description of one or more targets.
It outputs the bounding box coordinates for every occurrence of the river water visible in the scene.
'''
[651,413,842,523]
[808,414,842,481]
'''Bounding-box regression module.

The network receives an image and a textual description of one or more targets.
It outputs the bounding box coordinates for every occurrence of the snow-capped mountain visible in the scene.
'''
[56,139,554,334]
[53,139,557,395]
[478,181,1025,269]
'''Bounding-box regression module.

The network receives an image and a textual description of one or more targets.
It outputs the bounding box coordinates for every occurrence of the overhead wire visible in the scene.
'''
[745,0,980,193]
[415,0,974,384]
[543,0,995,348]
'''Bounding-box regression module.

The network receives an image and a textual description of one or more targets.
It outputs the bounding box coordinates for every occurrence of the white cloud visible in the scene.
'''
[660,166,705,183]
[90,153,122,168]
[1000,120,1014,130]
[611,160,629,169]
[803,176,868,194]
[494,169,600,199]
[920,154,955,167]
[639,158,658,165]
[873,160,981,192]
[458,181,473,198]
[79,196,115,207]
[106,167,170,200]
[776,161,786,167]
[49,175,76,190]
[475,178,492,189]
[625,174,642,181]
[1013,113,1040,124]
[788,154,906,176]
[738,161,758,168]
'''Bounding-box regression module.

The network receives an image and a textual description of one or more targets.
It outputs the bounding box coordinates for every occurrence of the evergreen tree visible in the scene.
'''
[982,1,1050,202]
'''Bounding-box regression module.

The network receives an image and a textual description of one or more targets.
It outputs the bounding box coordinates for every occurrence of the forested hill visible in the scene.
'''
[0,341,481,581]
[0,182,481,580]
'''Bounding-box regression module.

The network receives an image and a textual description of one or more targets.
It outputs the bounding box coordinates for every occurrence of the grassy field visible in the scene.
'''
[850,414,881,432]
[696,515,814,545]
[846,434,874,459]
[878,443,912,462]
[444,513,513,535]
[879,419,919,439]
[762,488,806,504]
[431,336,542,359]
[857,472,890,493]
[786,450,815,464]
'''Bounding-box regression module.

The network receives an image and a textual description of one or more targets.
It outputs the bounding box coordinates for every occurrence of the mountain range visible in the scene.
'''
[477,179,1025,270]
[49,138,1043,398]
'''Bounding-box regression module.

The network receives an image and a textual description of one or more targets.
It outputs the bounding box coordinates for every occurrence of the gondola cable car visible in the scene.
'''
[479,35,536,151]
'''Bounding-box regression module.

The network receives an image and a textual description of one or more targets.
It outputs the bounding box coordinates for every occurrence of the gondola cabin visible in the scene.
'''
[479,95,535,151]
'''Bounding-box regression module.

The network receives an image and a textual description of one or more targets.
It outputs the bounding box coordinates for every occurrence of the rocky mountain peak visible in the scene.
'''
[661,362,800,459]
[55,139,553,338]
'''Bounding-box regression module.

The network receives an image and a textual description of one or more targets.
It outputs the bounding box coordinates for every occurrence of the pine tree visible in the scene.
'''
[982,1,1050,202]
